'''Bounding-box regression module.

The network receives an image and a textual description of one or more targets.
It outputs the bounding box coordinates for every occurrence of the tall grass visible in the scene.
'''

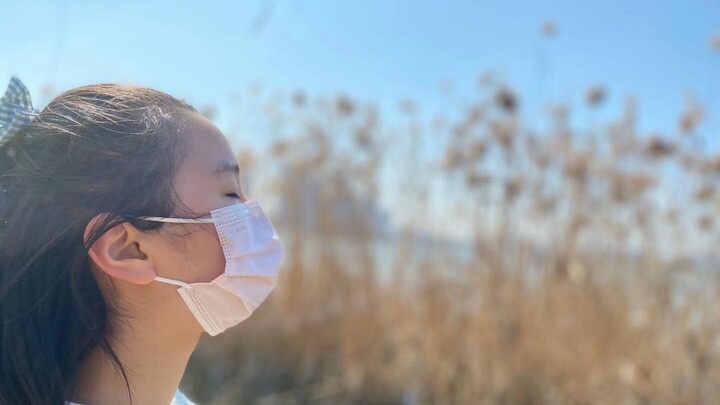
[181,73,720,404]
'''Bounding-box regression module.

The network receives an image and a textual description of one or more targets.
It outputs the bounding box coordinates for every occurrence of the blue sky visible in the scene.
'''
[1,0,718,135]
[1,0,718,241]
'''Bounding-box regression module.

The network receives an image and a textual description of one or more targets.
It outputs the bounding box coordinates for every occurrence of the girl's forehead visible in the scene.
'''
[180,115,235,172]
[171,114,239,216]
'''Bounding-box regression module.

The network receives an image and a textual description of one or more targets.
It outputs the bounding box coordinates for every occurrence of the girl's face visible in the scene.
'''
[87,112,248,338]
[156,113,248,285]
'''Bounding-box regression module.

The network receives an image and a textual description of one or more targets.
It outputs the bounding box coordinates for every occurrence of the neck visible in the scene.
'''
[68,321,200,405]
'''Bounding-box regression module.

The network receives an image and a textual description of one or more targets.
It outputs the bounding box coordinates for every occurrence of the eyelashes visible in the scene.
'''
[225,193,242,200]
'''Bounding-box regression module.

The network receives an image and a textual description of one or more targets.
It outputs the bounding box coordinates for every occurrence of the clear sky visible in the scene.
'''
[1,0,718,242]
[1,0,718,134]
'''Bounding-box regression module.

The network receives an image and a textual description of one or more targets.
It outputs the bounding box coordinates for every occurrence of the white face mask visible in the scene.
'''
[137,200,282,336]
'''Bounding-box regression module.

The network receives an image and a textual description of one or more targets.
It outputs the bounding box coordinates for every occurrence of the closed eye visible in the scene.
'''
[226,193,242,200]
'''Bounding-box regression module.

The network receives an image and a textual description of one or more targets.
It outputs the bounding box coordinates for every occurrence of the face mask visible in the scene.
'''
[137,200,282,336]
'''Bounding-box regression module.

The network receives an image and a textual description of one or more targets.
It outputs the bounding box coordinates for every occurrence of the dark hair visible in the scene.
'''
[0,83,199,404]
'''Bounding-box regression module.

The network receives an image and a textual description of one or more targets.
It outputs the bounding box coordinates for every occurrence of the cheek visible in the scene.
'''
[175,226,227,283]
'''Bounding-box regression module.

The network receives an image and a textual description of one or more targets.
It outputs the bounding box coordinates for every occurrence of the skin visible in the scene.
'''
[68,113,247,405]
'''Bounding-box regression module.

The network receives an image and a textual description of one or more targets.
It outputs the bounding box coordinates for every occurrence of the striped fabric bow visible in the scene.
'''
[0,76,39,138]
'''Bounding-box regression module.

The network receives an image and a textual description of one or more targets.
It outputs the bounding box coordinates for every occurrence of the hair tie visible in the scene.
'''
[0,76,40,139]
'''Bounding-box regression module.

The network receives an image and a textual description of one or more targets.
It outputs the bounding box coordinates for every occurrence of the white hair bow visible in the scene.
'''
[0,76,39,138]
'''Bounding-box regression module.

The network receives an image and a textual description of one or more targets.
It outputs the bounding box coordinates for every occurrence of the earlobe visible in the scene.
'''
[85,214,157,285]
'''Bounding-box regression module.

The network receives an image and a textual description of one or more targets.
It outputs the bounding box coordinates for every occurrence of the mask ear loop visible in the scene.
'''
[137,201,258,224]
[136,216,215,223]
[154,276,192,288]
[135,216,217,287]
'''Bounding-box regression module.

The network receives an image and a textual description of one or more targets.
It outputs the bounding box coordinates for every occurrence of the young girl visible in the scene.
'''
[0,77,283,405]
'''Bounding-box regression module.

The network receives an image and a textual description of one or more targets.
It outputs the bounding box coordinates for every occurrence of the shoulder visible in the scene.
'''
[172,389,198,405]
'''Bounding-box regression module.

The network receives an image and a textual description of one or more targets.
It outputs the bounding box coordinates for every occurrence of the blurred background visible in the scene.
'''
[3,1,720,403]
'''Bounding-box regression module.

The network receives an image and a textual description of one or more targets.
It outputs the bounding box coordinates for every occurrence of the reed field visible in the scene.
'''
[2,3,718,404]
[180,55,720,404]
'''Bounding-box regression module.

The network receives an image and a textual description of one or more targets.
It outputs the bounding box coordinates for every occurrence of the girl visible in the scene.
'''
[0,77,283,405]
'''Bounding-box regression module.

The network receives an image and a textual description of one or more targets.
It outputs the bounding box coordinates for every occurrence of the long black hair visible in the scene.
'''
[0,82,198,404]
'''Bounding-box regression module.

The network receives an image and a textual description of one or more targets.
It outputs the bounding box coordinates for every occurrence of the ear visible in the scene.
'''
[84,213,157,285]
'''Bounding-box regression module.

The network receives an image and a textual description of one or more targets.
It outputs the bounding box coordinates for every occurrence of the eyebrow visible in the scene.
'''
[212,160,240,176]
